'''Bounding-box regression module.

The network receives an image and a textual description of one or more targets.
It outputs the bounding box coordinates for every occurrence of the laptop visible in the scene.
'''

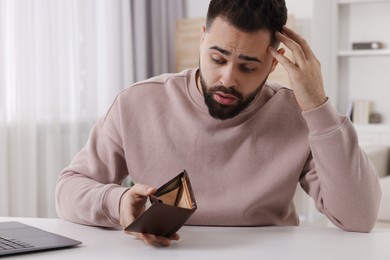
[0,221,82,256]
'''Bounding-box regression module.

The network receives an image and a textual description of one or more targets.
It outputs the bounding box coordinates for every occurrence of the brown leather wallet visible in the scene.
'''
[125,170,197,237]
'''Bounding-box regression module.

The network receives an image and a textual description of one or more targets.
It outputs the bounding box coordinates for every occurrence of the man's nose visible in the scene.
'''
[219,65,237,88]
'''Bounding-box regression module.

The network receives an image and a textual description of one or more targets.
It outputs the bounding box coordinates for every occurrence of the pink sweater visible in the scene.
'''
[55,69,381,232]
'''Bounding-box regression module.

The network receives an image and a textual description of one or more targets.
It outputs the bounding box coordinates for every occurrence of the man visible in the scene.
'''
[55,0,381,247]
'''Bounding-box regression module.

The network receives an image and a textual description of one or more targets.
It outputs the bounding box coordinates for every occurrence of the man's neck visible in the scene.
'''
[195,70,204,96]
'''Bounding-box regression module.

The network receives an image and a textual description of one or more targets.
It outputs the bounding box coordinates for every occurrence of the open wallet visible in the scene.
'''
[125,170,197,237]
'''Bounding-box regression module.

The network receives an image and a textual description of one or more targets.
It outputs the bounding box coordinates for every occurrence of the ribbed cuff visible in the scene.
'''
[302,99,345,137]
[104,185,130,226]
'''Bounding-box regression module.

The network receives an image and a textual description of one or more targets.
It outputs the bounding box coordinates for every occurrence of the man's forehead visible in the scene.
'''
[205,17,272,56]
[207,17,272,38]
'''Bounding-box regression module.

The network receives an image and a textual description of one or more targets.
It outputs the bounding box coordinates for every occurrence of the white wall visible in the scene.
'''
[286,0,313,19]
[185,0,208,18]
[184,0,314,42]
[185,0,313,19]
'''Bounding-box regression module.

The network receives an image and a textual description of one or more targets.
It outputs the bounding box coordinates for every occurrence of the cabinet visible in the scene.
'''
[336,0,390,125]
[313,0,390,128]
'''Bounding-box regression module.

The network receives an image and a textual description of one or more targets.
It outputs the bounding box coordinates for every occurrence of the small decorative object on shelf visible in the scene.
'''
[369,112,382,124]
[349,99,382,124]
[352,41,385,50]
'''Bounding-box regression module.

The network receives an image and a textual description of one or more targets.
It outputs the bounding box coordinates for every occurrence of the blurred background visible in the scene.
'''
[1,0,389,227]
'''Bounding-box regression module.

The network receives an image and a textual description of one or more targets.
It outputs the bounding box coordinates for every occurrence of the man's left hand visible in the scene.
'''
[269,26,327,111]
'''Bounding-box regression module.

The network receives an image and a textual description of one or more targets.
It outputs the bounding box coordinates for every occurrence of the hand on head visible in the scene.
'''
[269,26,327,111]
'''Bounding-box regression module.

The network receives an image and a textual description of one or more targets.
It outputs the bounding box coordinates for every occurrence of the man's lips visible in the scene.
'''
[213,91,238,105]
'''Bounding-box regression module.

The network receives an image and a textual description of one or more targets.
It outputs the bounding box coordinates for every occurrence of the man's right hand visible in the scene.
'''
[119,183,180,247]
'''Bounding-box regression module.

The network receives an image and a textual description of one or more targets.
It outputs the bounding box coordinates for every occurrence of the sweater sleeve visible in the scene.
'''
[55,98,129,227]
[300,100,381,232]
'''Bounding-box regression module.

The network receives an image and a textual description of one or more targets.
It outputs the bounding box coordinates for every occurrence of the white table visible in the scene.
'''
[1,217,389,259]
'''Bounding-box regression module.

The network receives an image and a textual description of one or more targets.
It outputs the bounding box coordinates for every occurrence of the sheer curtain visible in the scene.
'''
[0,0,134,217]
[131,0,186,81]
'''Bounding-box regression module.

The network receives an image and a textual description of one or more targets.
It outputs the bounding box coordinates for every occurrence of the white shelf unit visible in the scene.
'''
[338,0,390,4]
[354,124,390,146]
[313,0,390,130]
[338,50,390,57]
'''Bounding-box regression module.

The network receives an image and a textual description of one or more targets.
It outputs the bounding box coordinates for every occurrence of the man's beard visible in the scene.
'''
[199,70,267,120]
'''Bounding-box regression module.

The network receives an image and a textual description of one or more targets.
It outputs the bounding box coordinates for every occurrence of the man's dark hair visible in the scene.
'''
[206,0,287,44]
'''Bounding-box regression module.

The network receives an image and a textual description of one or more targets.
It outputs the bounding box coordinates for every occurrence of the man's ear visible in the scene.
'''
[269,47,286,73]
[199,25,207,55]
[200,25,206,44]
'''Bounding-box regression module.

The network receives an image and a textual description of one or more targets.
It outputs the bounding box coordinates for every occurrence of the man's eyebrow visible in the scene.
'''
[238,54,263,63]
[209,46,263,63]
[210,46,231,56]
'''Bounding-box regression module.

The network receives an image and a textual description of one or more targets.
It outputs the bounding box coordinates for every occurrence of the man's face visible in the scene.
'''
[198,17,280,120]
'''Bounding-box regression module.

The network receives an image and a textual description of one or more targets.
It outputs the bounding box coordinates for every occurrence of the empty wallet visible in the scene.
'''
[125,170,197,237]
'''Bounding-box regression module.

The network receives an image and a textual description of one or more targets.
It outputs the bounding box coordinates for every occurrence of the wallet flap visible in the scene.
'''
[155,171,196,209]
[175,174,193,208]
[125,170,197,237]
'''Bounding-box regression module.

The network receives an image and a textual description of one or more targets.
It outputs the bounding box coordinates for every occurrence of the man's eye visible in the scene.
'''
[211,57,225,65]
[240,66,255,73]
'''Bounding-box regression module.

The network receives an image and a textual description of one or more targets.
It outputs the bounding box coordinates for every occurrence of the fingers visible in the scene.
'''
[120,184,180,247]
[169,233,180,241]
[270,26,320,74]
[268,46,295,72]
[119,184,157,228]
[281,26,316,60]
[130,183,157,197]
[275,31,306,67]
[126,231,180,247]
[274,26,317,69]
[138,233,171,247]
